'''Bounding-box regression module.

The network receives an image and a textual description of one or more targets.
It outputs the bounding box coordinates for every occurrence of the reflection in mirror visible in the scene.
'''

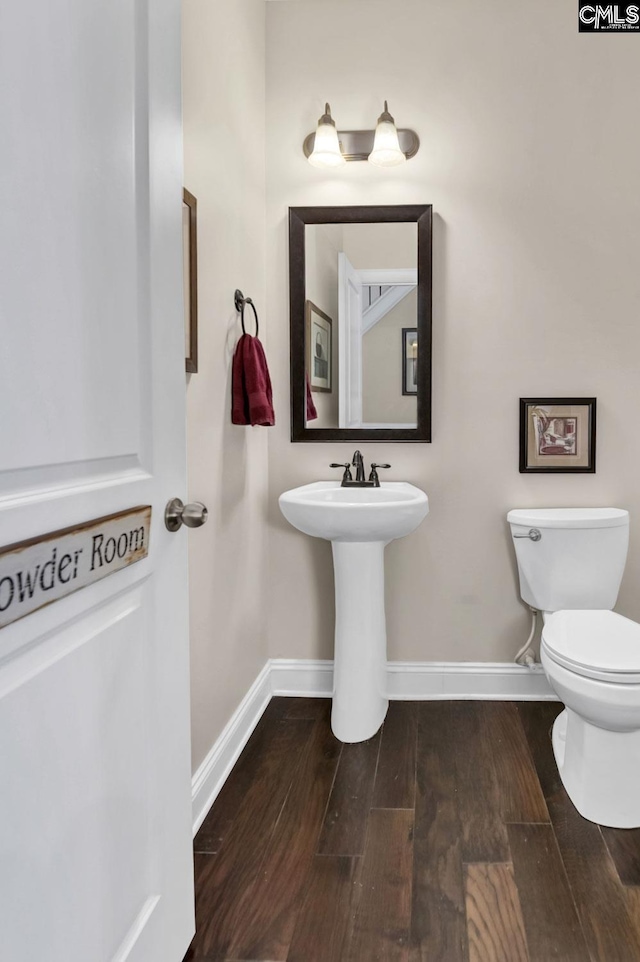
[290,206,432,443]
[305,223,418,430]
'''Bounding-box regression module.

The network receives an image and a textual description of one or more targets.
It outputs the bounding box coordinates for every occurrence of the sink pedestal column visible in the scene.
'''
[331,541,388,742]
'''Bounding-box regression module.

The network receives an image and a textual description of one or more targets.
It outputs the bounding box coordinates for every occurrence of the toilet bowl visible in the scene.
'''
[542,610,640,827]
[508,507,640,828]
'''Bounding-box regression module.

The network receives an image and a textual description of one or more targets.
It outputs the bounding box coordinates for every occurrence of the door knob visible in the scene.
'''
[165,498,209,532]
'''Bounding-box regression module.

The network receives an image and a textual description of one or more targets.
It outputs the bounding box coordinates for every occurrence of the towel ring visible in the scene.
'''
[234,289,259,337]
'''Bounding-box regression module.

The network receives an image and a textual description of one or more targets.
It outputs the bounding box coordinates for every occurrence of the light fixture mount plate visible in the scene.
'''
[303,128,419,163]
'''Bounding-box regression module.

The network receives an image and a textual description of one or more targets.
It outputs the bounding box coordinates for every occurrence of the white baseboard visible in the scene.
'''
[269,657,556,701]
[386,660,555,700]
[191,661,272,835]
[270,658,334,697]
[192,657,556,833]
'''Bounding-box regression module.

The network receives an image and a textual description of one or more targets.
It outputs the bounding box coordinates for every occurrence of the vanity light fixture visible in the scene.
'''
[303,101,419,168]
[307,103,346,169]
[368,101,406,168]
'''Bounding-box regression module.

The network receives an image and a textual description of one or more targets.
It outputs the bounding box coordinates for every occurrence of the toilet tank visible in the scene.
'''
[507,508,629,612]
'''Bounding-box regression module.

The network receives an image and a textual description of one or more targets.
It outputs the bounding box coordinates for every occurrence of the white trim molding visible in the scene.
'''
[270,657,556,701]
[357,268,417,286]
[362,284,415,333]
[270,658,334,697]
[191,657,556,832]
[191,661,272,835]
[386,660,555,700]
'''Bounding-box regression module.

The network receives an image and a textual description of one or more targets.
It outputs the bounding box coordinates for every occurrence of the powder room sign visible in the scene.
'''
[0,506,151,629]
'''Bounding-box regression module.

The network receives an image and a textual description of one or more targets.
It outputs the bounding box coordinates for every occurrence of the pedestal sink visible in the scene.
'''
[279,481,429,742]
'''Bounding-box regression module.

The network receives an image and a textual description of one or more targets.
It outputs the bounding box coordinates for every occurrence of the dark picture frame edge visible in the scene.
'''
[183,187,198,374]
[519,397,597,474]
[305,300,333,393]
[402,327,418,396]
[289,204,433,443]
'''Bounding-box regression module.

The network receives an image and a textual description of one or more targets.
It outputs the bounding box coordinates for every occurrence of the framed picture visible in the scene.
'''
[183,188,198,374]
[306,300,332,392]
[519,398,597,473]
[402,328,418,395]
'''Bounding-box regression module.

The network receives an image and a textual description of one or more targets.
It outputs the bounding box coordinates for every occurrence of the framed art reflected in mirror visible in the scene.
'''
[306,300,332,393]
[289,205,432,442]
[402,328,418,396]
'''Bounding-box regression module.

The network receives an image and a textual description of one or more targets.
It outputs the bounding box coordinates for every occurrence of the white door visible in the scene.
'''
[338,253,363,428]
[0,3,194,962]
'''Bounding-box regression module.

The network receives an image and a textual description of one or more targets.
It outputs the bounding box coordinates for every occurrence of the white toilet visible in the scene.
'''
[508,507,640,828]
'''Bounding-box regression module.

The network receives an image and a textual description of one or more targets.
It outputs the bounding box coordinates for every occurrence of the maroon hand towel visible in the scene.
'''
[306,372,318,421]
[231,333,275,426]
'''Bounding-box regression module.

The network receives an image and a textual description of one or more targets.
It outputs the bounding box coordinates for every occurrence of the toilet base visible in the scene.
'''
[552,708,640,828]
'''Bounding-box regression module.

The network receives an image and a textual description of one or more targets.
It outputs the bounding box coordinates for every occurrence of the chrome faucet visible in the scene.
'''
[330,451,391,488]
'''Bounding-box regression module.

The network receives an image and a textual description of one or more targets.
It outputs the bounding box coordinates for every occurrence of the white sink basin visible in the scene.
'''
[279,481,429,543]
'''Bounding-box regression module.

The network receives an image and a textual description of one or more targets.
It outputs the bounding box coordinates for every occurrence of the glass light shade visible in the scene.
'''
[308,104,345,168]
[368,101,406,168]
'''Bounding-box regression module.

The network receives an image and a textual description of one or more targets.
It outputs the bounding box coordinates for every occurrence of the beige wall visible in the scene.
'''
[362,290,418,424]
[265,0,640,663]
[183,0,268,773]
[342,222,417,271]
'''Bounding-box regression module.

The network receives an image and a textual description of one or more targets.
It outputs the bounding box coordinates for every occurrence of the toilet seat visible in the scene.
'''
[542,610,640,684]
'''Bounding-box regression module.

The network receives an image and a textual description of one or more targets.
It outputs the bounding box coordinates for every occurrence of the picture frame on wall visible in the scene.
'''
[305,300,332,393]
[519,397,597,473]
[183,188,198,374]
[402,328,418,396]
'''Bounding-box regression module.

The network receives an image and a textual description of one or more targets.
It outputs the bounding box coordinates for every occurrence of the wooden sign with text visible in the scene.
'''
[0,506,152,629]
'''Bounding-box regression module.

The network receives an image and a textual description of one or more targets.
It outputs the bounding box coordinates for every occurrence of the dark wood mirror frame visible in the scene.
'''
[289,204,432,442]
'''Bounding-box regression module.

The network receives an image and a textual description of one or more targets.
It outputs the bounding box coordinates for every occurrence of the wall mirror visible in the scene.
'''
[289,205,432,442]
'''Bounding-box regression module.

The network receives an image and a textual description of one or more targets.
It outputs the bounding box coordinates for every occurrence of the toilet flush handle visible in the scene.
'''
[513,528,542,542]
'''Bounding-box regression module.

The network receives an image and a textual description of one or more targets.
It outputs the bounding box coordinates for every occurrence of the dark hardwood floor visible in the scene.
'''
[185,698,640,961]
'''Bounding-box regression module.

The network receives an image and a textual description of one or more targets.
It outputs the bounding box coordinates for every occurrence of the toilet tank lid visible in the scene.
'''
[507,507,629,529]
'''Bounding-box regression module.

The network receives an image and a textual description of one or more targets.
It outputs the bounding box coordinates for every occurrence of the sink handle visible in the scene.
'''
[330,462,353,483]
[369,463,391,487]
